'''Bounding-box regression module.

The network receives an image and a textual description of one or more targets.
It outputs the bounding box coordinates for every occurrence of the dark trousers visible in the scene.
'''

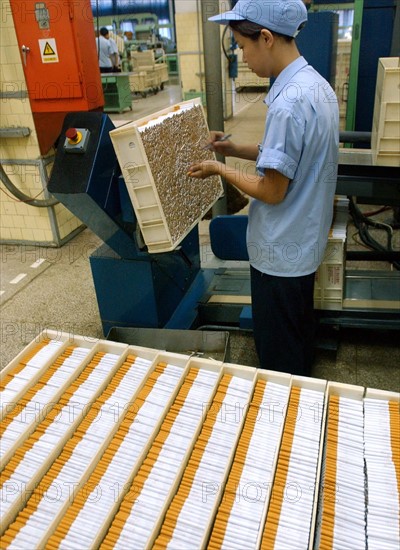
[250,266,316,376]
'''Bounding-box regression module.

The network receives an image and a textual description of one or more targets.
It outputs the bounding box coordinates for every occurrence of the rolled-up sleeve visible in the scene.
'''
[256,107,305,180]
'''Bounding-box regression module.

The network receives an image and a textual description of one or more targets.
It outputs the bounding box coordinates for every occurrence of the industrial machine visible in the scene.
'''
[44,1,399,338]
[96,12,175,56]
[47,107,400,338]
[96,12,159,46]
[9,0,104,155]
[48,110,206,336]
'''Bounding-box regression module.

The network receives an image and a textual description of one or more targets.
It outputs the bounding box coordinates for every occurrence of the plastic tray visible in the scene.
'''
[110,98,224,253]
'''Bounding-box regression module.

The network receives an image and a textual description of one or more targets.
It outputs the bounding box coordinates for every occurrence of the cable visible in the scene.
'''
[95,0,100,64]
[362,205,391,218]
[349,197,400,271]
[0,163,58,208]
[351,230,372,250]
[221,25,230,61]
[221,25,239,80]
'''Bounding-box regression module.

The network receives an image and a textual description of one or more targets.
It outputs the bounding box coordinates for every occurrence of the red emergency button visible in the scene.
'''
[66,128,82,144]
[66,128,78,140]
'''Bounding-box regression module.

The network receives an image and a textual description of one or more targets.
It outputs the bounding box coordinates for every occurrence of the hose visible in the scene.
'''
[221,25,230,61]
[339,131,371,145]
[0,163,58,208]
[349,197,400,271]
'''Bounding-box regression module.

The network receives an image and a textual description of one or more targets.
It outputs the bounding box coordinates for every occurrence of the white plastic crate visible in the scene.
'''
[372,101,400,166]
[314,248,345,310]
[314,199,348,310]
[335,39,351,130]
[1,330,399,549]
[371,57,400,167]
[257,375,327,550]
[313,381,366,550]
[128,71,147,93]
[374,57,400,103]
[235,57,269,89]
[155,62,169,86]
[0,330,100,420]
[110,99,224,253]
[130,50,155,68]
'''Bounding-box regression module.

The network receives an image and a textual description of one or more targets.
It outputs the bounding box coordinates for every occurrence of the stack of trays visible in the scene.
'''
[1,330,399,549]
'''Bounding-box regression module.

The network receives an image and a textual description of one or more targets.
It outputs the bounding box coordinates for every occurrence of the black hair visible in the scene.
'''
[229,20,295,43]
[100,27,109,37]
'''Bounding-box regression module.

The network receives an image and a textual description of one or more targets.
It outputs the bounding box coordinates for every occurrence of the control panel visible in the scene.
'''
[63,128,90,154]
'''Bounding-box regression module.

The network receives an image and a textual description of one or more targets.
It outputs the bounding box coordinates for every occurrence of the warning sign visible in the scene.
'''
[39,38,59,63]
[43,42,55,55]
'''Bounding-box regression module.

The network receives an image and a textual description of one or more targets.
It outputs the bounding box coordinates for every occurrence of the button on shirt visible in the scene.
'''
[247,56,339,277]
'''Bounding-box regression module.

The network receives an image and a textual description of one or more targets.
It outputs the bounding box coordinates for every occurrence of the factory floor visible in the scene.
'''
[1,79,399,393]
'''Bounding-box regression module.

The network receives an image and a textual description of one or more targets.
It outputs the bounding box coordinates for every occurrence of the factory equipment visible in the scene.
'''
[8,0,104,155]
[128,49,170,96]
[47,101,225,336]
[133,13,158,44]
[47,94,400,338]
[101,73,132,114]
[96,12,174,53]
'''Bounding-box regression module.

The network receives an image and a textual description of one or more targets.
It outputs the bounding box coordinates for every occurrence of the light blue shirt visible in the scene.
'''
[247,56,339,276]
[97,35,113,69]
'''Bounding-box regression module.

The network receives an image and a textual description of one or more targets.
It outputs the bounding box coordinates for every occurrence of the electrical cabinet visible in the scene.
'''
[10,0,104,154]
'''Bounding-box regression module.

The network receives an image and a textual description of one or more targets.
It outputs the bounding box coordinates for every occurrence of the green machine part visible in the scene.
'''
[345,0,364,132]
[101,74,132,114]
[311,1,364,134]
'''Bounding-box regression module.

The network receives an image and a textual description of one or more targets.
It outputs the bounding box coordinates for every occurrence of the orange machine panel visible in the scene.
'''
[10,0,104,154]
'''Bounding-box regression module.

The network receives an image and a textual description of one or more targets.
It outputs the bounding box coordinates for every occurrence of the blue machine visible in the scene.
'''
[296,11,339,85]
[48,112,250,336]
[48,109,400,337]
[355,0,397,133]
[48,0,400,337]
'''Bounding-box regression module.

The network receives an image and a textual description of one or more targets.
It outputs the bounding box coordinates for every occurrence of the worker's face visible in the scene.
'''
[233,29,273,79]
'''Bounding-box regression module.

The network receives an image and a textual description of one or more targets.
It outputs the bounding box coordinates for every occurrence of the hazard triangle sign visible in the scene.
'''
[39,38,59,63]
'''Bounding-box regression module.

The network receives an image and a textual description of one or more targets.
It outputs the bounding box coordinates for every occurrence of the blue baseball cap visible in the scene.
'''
[209,0,308,38]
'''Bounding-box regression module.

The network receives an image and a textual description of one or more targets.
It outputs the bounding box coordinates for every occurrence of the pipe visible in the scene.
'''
[200,1,224,137]
[0,163,58,208]
[200,0,227,215]
[339,131,371,144]
[196,0,204,93]
[390,0,399,57]
[197,324,252,333]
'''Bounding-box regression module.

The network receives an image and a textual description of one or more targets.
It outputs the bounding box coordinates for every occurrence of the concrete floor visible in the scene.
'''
[1,80,399,393]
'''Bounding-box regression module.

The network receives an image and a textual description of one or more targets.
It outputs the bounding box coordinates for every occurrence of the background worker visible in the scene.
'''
[108,32,121,72]
[189,0,339,376]
[96,27,114,73]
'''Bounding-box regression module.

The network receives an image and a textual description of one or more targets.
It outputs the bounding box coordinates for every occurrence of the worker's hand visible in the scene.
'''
[188,160,223,179]
[206,132,236,157]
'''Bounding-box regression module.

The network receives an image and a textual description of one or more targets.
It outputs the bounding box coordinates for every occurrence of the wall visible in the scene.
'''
[174,0,205,97]
[174,0,233,119]
[0,0,83,245]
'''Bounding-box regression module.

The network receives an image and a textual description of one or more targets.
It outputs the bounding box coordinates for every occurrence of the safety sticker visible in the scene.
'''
[39,38,59,63]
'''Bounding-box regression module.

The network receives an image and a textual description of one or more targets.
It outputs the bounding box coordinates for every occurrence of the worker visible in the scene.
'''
[108,32,122,72]
[188,0,339,376]
[96,27,114,73]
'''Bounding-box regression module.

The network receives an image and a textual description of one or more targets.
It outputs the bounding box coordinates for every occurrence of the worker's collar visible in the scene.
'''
[264,56,308,107]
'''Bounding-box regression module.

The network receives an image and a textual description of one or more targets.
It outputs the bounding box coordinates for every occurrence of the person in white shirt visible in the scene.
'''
[96,27,113,73]
[108,33,121,72]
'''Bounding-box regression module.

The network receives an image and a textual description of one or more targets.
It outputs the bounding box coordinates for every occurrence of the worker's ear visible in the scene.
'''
[260,29,274,48]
